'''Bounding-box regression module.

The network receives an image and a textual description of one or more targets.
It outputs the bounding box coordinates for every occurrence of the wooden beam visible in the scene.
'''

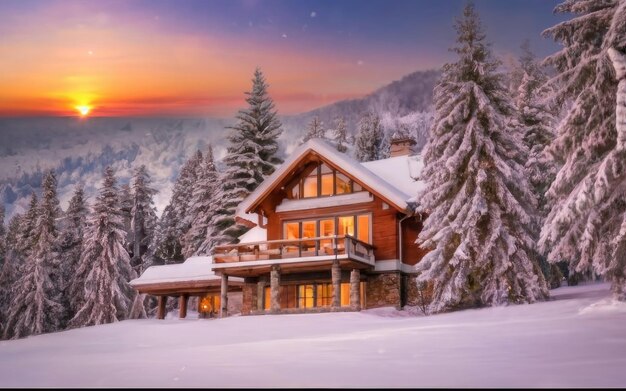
[157,296,167,320]
[179,294,188,319]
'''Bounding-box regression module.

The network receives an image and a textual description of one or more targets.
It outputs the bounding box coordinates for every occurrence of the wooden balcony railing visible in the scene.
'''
[213,235,374,265]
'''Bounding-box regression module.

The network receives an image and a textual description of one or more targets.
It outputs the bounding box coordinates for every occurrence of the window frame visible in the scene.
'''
[285,161,365,199]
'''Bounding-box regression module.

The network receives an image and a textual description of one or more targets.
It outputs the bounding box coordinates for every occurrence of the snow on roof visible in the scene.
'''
[237,138,421,217]
[237,225,267,244]
[130,256,243,287]
[361,154,425,198]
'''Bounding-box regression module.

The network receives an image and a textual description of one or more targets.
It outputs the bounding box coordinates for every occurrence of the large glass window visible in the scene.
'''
[262,282,365,310]
[298,285,315,308]
[283,214,371,244]
[357,215,370,243]
[338,216,355,237]
[316,284,332,307]
[336,172,351,194]
[285,161,365,199]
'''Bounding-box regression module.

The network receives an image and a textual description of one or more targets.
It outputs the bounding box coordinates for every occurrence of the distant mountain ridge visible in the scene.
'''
[281,69,440,137]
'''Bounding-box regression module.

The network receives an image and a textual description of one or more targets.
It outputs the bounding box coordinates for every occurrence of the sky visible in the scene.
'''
[0,0,565,118]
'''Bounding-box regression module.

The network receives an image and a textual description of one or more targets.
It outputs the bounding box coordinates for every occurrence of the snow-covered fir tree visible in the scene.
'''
[539,0,626,298]
[0,205,5,270]
[333,116,349,153]
[59,185,88,316]
[184,145,220,257]
[119,183,133,254]
[212,67,283,244]
[129,165,158,273]
[415,3,548,313]
[515,42,557,215]
[17,193,39,256]
[354,112,384,162]
[3,170,64,339]
[0,214,23,336]
[154,150,203,264]
[302,116,325,143]
[69,167,137,328]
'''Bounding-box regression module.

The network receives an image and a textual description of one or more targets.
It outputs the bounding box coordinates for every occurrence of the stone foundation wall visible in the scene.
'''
[241,284,257,315]
[365,272,401,309]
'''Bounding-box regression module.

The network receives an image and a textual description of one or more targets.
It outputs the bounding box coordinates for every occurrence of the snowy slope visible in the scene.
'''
[0,283,625,387]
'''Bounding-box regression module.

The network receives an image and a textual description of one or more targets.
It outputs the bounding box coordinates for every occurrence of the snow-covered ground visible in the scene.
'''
[1,283,625,387]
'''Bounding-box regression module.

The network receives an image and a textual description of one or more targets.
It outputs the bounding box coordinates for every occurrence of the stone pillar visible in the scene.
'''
[331,260,341,308]
[220,274,229,318]
[178,294,189,319]
[350,269,361,310]
[157,296,167,320]
[270,265,281,313]
[257,280,266,311]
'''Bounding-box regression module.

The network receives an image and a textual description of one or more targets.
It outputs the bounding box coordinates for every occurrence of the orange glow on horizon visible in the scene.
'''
[75,105,91,117]
[0,3,428,117]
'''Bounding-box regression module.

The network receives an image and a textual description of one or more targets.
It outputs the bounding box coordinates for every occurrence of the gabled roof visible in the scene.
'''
[237,138,424,216]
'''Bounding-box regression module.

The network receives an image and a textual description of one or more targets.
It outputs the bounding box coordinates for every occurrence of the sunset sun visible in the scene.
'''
[76,105,91,117]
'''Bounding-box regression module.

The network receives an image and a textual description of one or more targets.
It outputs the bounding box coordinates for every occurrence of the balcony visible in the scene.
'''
[212,235,375,277]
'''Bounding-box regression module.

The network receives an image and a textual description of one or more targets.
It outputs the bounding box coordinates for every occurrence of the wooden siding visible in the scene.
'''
[401,217,428,265]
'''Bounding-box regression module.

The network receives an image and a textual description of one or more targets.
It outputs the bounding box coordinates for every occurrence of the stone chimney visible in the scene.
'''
[389,134,417,157]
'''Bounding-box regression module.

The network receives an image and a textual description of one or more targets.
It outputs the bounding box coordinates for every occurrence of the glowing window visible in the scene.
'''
[298,285,315,308]
[340,283,351,307]
[357,214,370,244]
[336,172,351,194]
[338,216,355,237]
[264,287,271,310]
[283,222,300,240]
[302,220,316,238]
[316,284,332,307]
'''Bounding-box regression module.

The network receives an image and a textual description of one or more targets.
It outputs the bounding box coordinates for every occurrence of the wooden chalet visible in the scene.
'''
[131,137,429,318]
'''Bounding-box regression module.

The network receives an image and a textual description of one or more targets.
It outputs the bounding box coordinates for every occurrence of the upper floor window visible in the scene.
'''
[286,162,364,199]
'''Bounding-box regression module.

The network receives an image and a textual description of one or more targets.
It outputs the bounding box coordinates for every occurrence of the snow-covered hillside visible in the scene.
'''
[0,283,624,387]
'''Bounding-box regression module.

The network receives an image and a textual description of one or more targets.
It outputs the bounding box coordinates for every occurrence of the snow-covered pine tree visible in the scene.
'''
[119,183,133,255]
[59,185,88,316]
[17,193,39,256]
[0,214,23,336]
[212,68,283,244]
[0,205,5,270]
[129,165,158,274]
[516,41,557,216]
[3,170,64,339]
[333,116,349,153]
[539,0,626,297]
[302,116,325,143]
[514,41,561,288]
[607,47,626,297]
[415,3,548,313]
[69,167,137,328]
[154,150,203,264]
[184,145,220,257]
[354,112,384,162]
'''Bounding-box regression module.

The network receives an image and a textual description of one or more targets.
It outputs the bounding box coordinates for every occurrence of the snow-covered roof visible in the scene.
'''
[361,154,425,198]
[237,225,267,244]
[130,256,244,287]
[237,138,423,217]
